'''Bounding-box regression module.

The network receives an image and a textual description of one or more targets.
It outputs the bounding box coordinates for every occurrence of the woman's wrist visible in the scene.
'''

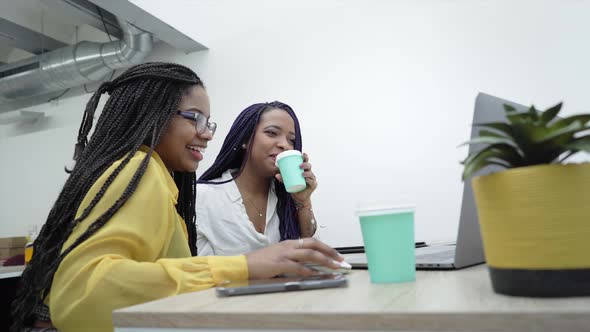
[295,200,317,235]
[294,199,312,210]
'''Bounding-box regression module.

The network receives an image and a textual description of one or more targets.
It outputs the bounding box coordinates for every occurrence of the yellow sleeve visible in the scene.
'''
[49,152,248,332]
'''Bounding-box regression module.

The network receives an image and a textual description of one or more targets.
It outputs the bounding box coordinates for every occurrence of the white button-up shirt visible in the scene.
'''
[196,170,281,256]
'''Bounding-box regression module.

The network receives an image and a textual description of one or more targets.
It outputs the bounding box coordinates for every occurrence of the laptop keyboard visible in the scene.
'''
[416,249,455,260]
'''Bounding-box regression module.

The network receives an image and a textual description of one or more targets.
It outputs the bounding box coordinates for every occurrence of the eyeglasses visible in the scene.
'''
[176,110,217,136]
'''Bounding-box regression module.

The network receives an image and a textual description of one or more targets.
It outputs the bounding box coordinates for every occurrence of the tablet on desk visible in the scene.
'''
[216,274,348,297]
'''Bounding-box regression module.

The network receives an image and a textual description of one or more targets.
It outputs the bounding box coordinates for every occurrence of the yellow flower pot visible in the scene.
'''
[472,162,590,297]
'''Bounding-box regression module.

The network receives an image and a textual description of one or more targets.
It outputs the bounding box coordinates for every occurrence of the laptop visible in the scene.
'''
[346,92,529,270]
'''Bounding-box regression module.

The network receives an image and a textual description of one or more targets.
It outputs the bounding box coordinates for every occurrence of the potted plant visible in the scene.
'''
[462,101,590,297]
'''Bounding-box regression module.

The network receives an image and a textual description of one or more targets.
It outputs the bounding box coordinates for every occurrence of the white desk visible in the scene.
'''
[112,265,590,332]
[0,265,24,279]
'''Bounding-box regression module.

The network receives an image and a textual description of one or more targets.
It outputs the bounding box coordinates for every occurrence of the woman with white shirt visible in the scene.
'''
[196,101,319,256]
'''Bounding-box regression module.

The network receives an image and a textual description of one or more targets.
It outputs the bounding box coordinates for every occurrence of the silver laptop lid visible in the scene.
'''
[453,93,528,268]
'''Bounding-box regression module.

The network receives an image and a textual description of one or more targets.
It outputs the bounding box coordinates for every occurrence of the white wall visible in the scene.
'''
[1,0,590,247]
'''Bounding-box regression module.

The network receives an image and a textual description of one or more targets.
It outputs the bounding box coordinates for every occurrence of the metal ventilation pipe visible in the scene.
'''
[0,18,153,103]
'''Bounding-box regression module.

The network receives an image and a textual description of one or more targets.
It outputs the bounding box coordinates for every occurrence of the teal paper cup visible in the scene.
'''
[356,204,415,283]
[275,150,306,193]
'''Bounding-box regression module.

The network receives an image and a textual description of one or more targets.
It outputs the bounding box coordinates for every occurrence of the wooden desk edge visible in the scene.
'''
[112,311,590,331]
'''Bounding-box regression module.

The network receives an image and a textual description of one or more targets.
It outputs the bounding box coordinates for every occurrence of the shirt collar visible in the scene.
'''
[140,145,179,203]
[221,169,241,202]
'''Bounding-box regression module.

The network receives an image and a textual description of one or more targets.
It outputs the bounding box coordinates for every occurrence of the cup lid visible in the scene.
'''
[275,150,302,166]
[355,203,415,216]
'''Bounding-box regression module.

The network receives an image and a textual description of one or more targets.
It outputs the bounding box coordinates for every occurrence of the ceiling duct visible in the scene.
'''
[0,17,152,103]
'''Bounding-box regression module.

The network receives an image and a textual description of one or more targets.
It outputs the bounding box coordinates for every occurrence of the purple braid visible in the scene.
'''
[198,101,303,240]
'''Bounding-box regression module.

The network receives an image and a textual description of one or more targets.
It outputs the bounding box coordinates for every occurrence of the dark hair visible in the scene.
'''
[10,62,203,331]
[198,101,302,240]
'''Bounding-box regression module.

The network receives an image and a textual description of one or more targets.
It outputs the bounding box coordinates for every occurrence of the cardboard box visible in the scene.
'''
[0,237,28,249]
[0,247,24,258]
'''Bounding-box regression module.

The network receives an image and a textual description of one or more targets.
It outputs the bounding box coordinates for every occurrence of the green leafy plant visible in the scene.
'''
[461,103,590,180]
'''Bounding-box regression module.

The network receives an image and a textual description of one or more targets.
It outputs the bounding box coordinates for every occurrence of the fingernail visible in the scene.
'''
[332,260,351,269]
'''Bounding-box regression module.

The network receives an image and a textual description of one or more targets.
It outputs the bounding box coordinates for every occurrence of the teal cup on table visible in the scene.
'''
[356,204,416,283]
[275,150,306,193]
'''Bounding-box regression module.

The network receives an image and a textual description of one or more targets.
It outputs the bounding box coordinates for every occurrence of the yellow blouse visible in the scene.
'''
[49,146,248,332]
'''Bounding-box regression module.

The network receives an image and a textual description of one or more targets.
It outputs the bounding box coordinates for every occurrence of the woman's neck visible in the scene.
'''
[234,163,272,196]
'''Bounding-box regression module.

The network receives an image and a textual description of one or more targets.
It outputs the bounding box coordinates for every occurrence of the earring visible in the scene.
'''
[242,144,247,149]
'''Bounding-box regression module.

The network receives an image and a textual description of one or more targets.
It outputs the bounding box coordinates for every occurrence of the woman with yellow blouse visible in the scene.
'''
[10,63,344,332]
